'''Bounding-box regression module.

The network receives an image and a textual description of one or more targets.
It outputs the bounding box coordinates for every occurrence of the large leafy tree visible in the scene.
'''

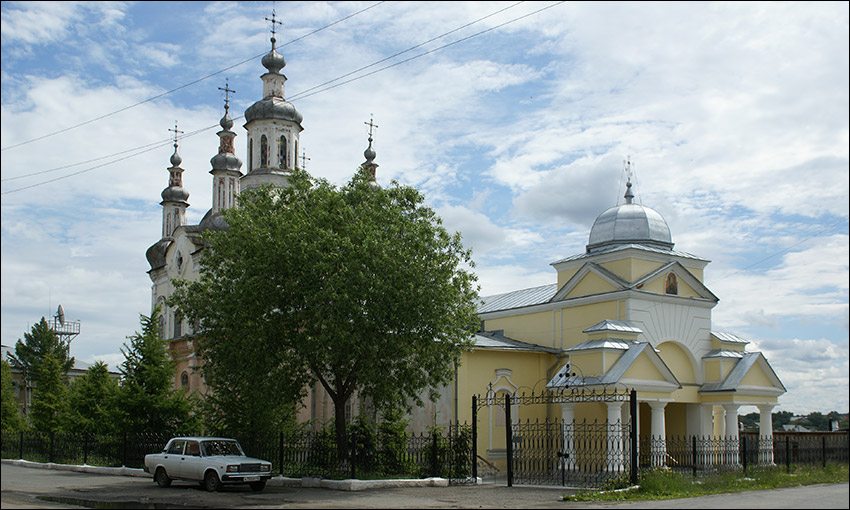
[116,307,199,434]
[1,360,25,431]
[66,361,120,434]
[12,317,74,409]
[171,168,479,453]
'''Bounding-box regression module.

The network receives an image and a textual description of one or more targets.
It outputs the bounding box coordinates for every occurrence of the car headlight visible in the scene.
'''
[261,464,271,472]
[226,465,239,473]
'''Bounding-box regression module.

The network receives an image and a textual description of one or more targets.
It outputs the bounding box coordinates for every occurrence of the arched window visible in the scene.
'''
[248,138,253,170]
[665,273,678,295]
[181,372,189,389]
[279,136,287,169]
[260,135,268,167]
[294,140,299,168]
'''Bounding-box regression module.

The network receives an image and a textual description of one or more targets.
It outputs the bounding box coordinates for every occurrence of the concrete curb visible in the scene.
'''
[2,459,479,490]
[2,458,150,478]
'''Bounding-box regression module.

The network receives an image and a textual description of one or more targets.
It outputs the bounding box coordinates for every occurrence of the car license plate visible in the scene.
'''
[244,476,260,482]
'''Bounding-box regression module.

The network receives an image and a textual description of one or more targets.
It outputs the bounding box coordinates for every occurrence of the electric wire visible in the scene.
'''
[0,1,386,153]
[1,2,562,193]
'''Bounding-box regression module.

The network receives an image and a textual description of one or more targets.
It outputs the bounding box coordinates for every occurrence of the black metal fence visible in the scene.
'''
[1,424,474,483]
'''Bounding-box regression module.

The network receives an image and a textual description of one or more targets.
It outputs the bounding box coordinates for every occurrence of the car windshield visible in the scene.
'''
[200,440,244,457]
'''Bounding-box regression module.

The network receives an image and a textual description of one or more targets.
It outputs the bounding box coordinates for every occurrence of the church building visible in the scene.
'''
[145,16,785,471]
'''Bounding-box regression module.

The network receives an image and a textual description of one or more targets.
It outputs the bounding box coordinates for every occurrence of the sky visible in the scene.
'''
[1,1,847,416]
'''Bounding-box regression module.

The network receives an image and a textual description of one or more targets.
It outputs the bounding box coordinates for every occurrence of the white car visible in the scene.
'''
[144,437,272,491]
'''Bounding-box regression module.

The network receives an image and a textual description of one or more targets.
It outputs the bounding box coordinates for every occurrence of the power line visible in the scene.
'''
[291,2,566,102]
[0,2,386,153]
[2,2,564,193]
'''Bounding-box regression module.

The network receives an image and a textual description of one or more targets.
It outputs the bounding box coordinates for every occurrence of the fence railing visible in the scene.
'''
[1,424,474,482]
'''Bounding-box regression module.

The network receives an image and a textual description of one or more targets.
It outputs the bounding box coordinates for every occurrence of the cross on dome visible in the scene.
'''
[218,79,236,111]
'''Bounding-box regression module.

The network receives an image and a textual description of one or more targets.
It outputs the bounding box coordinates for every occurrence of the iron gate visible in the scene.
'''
[473,388,638,487]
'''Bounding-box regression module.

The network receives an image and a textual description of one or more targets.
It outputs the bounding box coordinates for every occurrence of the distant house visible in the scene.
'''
[782,424,811,432]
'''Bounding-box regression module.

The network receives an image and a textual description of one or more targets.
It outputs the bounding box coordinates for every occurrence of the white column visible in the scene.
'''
[607,401,625,472]
[757,404,775,465]
[723,404,740,465]
[648,401,667,467]
[715,405,726,437]
[561,403,576,470]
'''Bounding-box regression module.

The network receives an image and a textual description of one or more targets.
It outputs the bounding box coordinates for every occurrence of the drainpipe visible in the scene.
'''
[545,354,569,422]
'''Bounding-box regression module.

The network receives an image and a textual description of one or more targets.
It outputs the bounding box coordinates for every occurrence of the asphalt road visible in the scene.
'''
[1,463,848,509]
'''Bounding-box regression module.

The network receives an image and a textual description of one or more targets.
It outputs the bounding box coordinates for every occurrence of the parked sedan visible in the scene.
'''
[144,437,272,491]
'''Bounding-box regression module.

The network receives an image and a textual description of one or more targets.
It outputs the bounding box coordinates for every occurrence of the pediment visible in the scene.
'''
[631,261,718,301]
[553,262,629,301]
[700,352,786,395]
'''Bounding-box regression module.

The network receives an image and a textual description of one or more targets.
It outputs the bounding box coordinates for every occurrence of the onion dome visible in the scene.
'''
[587,180,673,253]
[199,209,229,232]
[170,146,183,167]
[210,107,243,172]
[161,185,190,203]
[261,38,287,74]
[145,238,171,270]
[244,97,303,124]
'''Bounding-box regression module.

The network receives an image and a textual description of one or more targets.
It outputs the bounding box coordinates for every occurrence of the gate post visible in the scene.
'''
[472,395,478,481]
[629,389,638,485]
[505,393,513,487]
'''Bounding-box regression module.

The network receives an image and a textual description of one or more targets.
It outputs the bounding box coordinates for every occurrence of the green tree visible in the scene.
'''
[66,361,119,434]
[12,317,74,409]
[29,352,69,432]
[116,307,199,434]
[171,168,479,455]
[1,359,25,431]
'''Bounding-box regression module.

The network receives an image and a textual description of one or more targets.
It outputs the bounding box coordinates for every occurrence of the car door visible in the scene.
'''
[179,440,203,481]
[162,439,186,478]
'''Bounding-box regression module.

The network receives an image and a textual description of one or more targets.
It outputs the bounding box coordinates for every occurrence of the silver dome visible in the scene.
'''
[210,152,242,172]
[145,238,171,270]
[261,47,286,74]
[244,96,303,124]
[587,203,673,253]
[161,186,189,203]
[199,209,229,233]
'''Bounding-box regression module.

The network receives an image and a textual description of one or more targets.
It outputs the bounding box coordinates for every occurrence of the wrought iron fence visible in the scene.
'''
[1,425,474,483]
[512,419,631,487]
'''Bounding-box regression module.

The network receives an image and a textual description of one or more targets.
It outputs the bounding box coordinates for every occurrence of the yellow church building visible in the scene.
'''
[145,19,785,474]
[430,173,787,472]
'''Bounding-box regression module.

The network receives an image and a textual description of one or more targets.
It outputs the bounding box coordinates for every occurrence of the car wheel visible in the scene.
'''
[154,468,172,488]
[204,471,221,492]
[249,481,266,491]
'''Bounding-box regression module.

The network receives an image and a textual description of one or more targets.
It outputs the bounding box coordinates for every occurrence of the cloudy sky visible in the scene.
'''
[1,1,847,415]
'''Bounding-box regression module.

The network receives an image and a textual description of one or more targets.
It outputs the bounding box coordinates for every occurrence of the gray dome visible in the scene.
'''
[170,147,182,167]
[587,203,673,253]
[261,47,286,74]
[199,209,229,233]
[244,96,303,124]
[161,186,189,203]
[146,238,171,270]
[210,152,242,172]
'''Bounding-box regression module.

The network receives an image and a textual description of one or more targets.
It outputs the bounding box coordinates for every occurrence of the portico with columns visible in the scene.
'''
[474,168,786,471]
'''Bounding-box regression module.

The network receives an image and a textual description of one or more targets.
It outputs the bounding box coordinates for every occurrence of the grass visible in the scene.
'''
[562,464,850,502]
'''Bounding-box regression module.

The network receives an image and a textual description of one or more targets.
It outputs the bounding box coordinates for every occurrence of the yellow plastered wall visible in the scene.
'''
[557,267,580,290]
[622,352,667,382]
[685,265,704,282]
[567,271,618,298]
[740,361,774,388]
[665,403,687,436]
[456,349,556,461]
[483,310,553,348]
[570,351,603,376]
[704,360,722,381]
[603,351,623,373]
[599,258,663,282]
[561,301,621,348]
[656,342,695,384]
